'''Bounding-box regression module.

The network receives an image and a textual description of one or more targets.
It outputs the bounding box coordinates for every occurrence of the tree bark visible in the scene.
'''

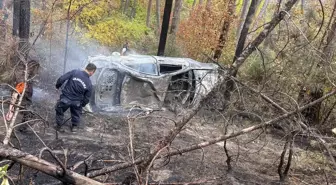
[0,0,10,39]
[11,0,30,58]
[236,0,250,38]
[12,0,20,36]
[322,11,336,63]
[146,0,152,27]
[252,0,270,30]
[157,0,173,56]
[319,0,336,50]
[19,0,30,48]
[192,0,196,9]
[63,0,72,74]
[39,0,46,36]
[124,0,130,14]
[205,0,211,11]
[233,0,259,62]
[301,0,305,14]
[120,0,124,11]
[170,0,182,34]
[278,134,294,182]
[131,0,137,19]
[155,0,160,31]
[212,0,235,61]
[0,145,104,185]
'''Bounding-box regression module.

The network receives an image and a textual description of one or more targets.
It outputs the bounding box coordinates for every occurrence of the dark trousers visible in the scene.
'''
[21,99,33,122]
[55,98,82,126]
[18,99,34,131]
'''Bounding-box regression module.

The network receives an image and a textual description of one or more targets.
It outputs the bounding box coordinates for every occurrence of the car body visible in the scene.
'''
[83,54,220,112]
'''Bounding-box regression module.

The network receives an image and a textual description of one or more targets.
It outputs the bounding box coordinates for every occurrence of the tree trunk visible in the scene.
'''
[131,0,137,19]
[124,0,130,14]
[157,0,173,56]
[19,0,30,40]
[322,10,336,63]
[170,0,182,34]
[236,0,250,39]
[319,0,336,50]
[63,0,72,74]
[0,0,10,39]
[192,0,196,9]
[19,0,30,57]
[40,0,46,36]
[13,0,20,36]
[252,0,270,30]
[205,0,212,11]
[233,0,259,63]
[278,134,294,182]
[199,0,203,5]
[301,0,305,14]
[146,0,152,27]
[212,0,235,61]
[12,0,30,57]
[120,0,124,11]
[155,0,160,31]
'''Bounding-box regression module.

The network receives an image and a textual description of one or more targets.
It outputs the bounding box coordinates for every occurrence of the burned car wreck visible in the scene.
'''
[83,54,219,112]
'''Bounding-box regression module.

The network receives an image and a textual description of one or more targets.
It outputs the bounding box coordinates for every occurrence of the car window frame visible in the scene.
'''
[119,55,159,76]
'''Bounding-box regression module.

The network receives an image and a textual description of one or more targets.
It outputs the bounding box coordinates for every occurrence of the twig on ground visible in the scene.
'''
[39,147,67,175]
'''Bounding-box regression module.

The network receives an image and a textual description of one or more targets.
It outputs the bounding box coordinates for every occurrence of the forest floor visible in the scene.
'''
[0,84,335,185]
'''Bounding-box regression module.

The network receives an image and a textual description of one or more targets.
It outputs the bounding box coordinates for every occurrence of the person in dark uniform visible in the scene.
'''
[54,63,96,132]
[121,41,129,56]
[5,60,40,132]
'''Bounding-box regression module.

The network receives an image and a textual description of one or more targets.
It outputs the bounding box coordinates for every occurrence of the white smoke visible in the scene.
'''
[31,24,114,87]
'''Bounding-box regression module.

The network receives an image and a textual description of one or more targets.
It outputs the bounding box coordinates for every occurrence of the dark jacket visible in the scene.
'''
[56,70,92,107]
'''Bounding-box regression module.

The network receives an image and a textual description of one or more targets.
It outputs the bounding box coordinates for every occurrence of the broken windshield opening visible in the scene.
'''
[121,56,158,75]
[160,64,182,74]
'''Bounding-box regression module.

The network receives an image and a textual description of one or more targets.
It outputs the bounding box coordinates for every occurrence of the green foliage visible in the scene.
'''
[85,14,150,46]
[185,0,195,7]
[66,0,150,46]
[72,0,110,26]
[0,165,9,185]
[240,53,266,83]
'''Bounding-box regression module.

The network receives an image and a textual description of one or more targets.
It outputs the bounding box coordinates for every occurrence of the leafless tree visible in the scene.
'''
[170,0,183,34]
[146,0,152,27]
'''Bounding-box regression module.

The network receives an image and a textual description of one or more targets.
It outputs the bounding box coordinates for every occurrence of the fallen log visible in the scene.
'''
[0,145,104,185]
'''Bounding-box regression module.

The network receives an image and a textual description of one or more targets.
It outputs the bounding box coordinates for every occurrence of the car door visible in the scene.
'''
[95,68,120,110]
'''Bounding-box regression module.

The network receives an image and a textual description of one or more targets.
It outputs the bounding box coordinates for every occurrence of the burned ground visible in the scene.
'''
[1,85,335,185]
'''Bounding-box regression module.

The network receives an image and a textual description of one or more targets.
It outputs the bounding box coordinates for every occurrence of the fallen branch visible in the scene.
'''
[0,145,104,185]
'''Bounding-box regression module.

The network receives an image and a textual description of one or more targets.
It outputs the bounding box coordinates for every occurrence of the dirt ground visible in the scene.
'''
[0,86,336,185]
